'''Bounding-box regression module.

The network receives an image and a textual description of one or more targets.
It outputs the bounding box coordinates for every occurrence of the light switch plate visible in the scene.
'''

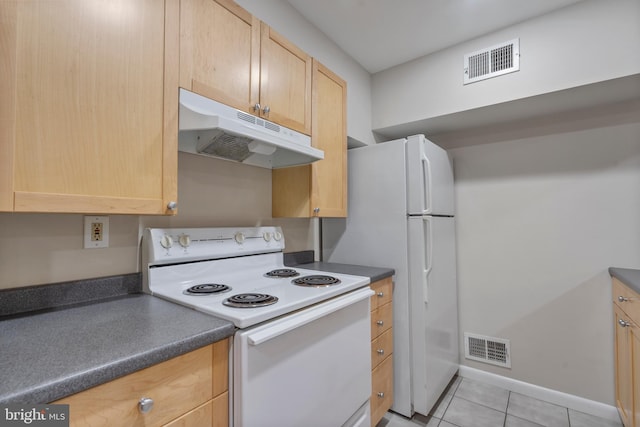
[84,216,109,249]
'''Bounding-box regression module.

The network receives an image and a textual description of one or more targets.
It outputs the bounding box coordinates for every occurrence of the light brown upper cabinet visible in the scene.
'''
[272,60,347,218]
[0,0,179,214]
[179,0,312,135]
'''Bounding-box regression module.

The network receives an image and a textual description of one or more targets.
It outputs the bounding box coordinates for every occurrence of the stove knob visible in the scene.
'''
[160,234,173,249]
[234,232,245,244]
[263,232,272,242]
[273,231,283,241]
[178,234,191,248]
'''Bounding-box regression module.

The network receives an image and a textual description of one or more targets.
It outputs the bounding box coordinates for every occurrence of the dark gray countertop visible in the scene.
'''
[296,261,395,283]
[610,267,640,294]
[0,293,235,404]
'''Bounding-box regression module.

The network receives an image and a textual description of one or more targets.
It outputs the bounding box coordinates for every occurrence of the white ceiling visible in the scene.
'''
[285,0,585,73]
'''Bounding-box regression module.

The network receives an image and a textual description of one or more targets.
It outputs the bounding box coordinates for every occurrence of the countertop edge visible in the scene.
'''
[609,267,640,294]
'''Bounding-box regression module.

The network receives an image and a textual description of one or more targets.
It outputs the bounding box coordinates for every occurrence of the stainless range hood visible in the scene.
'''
[178,89,323,168]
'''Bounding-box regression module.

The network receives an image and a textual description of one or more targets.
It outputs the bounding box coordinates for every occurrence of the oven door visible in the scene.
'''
[233,287,373,427]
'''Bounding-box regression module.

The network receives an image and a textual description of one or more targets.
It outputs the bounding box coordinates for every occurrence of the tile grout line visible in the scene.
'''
[503,391,512,427]
[436,377,463,425]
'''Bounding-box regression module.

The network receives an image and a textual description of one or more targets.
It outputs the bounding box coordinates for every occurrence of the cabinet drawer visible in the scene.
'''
[56,344,214,427]
[371,328,393,370]
[371,302,393,339]
[163,391,228,427]
[613,278,640,323]
[370,277,393,311]
[371,354,393,426]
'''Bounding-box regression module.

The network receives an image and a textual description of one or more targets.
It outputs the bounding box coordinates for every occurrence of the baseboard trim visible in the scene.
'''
[458,366,620,423]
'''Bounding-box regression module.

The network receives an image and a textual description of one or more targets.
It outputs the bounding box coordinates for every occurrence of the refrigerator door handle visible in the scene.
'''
[423,216,433,303]
[421,153,432,214]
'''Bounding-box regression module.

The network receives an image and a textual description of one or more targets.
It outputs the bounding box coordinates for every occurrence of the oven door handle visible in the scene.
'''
[247,287,374,346]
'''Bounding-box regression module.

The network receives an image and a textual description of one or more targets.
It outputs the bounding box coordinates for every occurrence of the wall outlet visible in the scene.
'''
[84,216,109,249]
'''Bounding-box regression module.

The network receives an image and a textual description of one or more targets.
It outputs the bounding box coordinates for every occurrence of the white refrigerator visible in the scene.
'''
[322,134,459,418]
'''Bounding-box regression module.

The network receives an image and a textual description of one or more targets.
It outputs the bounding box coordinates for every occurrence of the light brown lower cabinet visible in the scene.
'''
[370,277,394,426]
[612,277,640,427]
[54,339,229,427]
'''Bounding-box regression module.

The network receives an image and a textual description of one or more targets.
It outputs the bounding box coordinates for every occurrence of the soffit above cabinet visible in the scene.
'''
[373,74,640,149]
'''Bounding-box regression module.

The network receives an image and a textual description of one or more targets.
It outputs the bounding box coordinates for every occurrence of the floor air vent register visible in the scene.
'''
[464,332,511,368]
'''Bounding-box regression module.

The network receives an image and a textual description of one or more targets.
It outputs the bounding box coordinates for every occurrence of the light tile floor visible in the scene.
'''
[376,376,623,427]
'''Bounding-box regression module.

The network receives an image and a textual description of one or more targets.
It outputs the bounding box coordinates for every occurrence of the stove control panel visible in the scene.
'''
[143,226,286,265]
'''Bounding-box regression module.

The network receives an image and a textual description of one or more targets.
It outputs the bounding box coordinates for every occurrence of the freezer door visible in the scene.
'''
[406,135,455,216]
[408,215,459,416]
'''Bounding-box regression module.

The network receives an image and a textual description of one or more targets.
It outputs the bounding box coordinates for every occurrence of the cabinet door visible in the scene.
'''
[259,23,311,135]
[310,60,347,217]
[179,0,259,113]
[0,1,17,211]
[271,60,346,218]
[614,305,633,427]
[3,0,178,214]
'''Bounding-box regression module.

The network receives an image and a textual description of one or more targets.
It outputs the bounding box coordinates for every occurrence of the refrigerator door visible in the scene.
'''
[323,139,415,417]
[408,215,459,416]
[406,135,455,216]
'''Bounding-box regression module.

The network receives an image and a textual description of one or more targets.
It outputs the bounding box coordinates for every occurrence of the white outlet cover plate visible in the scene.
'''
[84,216,109,249]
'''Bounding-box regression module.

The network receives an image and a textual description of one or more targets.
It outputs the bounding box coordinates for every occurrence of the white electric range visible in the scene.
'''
[142,226,373,427]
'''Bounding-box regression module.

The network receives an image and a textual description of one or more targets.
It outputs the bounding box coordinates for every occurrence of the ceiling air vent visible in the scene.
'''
[464,332,511,368]
[464,38,520,85]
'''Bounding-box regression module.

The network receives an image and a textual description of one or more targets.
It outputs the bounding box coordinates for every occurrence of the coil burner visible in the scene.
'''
[183,284,231,296]
[292,275,341,288]
[223,293,279,308]
[265,269,300,278]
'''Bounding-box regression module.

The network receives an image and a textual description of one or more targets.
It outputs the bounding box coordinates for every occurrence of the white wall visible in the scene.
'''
[372,0,640,133]
[451,118,640,404]
[235,0,375,146]
[0,154,314,289]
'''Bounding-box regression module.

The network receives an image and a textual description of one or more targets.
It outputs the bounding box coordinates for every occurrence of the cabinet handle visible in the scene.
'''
[377,392,385,398]
[253,103,261,113]
[138,397,154,414]
[619,296,629,302]
[377,292,384,297]
[377,349,384,355]
[376,320,384,326]
[262,105,271,116]
[313,207,320,215]
[619,319,631,328]
[167,201,177,211]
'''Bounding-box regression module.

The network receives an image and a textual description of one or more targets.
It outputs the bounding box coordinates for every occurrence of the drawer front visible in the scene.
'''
[371,354,394,426]
[371,328,393,370]
[370,277,393,311]
[163,399,212,427]
[613,278,640,323]
[163,391,228,427]
[56,344,214,427]
[371,302,393,339]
